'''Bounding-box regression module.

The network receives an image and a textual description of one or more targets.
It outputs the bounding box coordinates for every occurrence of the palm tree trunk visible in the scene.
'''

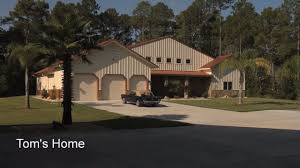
[25,67,30,109]
[219,11,222,57]
[238,71,244,105]
[62,55,72,125]
[297,23,300,79]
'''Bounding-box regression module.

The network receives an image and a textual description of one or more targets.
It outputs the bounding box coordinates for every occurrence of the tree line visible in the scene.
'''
[0,0,299,105]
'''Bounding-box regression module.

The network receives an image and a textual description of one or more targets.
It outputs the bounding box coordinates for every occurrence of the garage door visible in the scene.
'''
[102,75,126,100]
[130,75,148,91]
[73,74,98,101]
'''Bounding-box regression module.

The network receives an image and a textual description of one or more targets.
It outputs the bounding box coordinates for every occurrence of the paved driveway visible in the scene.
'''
[78,100,300,130]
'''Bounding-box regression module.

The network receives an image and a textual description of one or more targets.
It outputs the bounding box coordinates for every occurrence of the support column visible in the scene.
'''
[146,80,150,91]
[184,76,190,99]
[126,79,130,94]
[164,76,169,98]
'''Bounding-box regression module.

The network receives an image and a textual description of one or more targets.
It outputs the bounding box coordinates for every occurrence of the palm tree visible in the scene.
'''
[46,7,99,125]
[221,49,270,104]
[9,43,48,109]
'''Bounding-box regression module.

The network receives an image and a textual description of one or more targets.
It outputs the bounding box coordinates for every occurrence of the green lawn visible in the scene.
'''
[0,96,189,129]
[168,97,300,112]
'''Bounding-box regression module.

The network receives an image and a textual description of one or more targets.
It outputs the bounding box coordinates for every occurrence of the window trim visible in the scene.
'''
[146,57,151,62]
[223,81,233,90]
[156,57,162,63]
[186,59,191,64]
[166,58,172,63]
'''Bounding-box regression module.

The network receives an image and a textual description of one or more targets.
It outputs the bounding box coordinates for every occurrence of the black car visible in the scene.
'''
[121,90,161,107]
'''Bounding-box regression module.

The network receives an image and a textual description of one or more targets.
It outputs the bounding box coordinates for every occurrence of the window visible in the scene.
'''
[223,82,233,90]
[146,57,151,62]
[47,74,54,78]
[167,58,172,63]
[186,59,191,64]
[156,57,162,63]
[176,58,182,64]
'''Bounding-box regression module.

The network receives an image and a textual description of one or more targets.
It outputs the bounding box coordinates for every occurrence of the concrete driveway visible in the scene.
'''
[77,100,300,130]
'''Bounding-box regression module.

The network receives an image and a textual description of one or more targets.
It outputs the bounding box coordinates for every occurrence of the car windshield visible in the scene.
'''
[137,91,154,96]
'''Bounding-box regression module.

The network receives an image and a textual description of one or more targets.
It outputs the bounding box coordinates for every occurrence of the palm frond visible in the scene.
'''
[8,43,50,67]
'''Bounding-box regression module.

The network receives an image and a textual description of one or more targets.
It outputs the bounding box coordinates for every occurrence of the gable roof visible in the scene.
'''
[201,55,231,69]
[97,39,158,68]
[127,36,214,60]
[127,36,172,49]
[34,39,158,76]
[34,61,62,76]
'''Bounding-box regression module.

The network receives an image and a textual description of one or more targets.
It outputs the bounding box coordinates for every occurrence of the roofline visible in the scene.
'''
[34,61,62,77]
[98,39,158,68]
[151,70,211,77]
[128,36,215,59]
[200,55,232,69]
[127,36,172,49]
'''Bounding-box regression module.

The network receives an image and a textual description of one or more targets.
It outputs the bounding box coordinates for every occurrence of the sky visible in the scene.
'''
[0,0,283,17]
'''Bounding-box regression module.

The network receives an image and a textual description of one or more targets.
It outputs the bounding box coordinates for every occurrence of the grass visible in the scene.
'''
[168,97,300,112]
[0,96,189,130]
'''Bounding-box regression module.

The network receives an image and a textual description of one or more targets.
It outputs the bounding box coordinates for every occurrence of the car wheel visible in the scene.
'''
[136,100,142,107]
[122,98,127,104]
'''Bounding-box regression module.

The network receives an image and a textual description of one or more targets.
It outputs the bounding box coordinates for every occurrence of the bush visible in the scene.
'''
[277,77,297,100]
[41,89,49,99]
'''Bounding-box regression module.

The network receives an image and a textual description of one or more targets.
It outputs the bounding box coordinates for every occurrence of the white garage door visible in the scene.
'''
[102,75,126,100]
[130,75,147,91]
[73,74,98,101]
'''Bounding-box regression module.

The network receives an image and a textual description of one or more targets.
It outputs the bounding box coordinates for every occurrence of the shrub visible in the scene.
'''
[277,77,297,100]
[41,89,49,99]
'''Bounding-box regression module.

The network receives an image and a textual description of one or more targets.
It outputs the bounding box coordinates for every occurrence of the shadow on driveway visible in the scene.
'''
[1,119,300,168]
[79,102,169,108]
[143,114,188,121]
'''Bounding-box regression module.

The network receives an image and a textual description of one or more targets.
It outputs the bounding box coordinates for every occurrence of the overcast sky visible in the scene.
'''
[0,0,283,17]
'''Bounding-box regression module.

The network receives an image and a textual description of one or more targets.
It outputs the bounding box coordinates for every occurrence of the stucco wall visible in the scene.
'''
[132,38,214,71]
[37,70,63,91]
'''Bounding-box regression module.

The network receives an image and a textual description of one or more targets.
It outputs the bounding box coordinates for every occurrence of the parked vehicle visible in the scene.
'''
[121,90,161,107]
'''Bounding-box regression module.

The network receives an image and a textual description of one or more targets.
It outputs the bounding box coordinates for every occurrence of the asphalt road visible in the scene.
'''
[1,125,300,168]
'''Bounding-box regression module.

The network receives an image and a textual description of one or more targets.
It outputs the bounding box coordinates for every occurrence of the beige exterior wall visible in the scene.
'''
[39,76,48,90]
[129,75,148,91]
[72,43,152,89]
[131,38,214,71]
[37,43,152,100]
[54,70,63,89]
[36,70,63,91]
[101,74,126,100]
[210,65,245,91]
[73,74,98,101]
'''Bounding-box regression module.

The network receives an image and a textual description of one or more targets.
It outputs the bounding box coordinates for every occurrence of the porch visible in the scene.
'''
[151,71,211,98]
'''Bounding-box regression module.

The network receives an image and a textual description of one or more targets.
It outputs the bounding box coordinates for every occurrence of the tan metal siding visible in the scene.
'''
[72,44,152,89]
[132,38,214,71]
[210,65,245,90]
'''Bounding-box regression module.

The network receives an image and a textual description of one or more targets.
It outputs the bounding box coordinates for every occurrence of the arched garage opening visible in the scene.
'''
[73,74,98,101]
[129,75,148,91]
[101,74,126,100]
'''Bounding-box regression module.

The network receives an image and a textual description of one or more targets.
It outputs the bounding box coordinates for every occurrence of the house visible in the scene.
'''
[35,37,245,101]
